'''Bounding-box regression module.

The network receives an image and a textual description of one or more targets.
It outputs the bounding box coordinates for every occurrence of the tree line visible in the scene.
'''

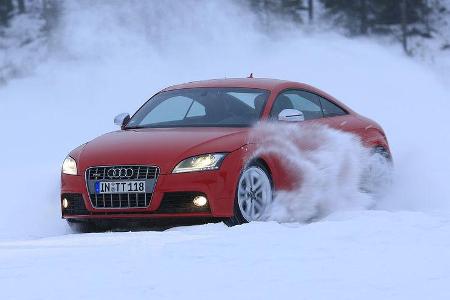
[249,0,448,54]
[1,0,448,55]
[0,0,60,32]
[0,0,26,26]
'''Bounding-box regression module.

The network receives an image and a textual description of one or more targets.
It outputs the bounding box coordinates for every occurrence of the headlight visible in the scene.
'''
[173,153,227,173]
[62,156,78,175]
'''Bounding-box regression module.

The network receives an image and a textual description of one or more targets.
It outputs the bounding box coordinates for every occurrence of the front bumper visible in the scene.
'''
[61,150,244,220]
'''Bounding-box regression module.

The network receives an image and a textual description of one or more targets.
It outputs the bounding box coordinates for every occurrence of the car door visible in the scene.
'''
[267,89,325,190]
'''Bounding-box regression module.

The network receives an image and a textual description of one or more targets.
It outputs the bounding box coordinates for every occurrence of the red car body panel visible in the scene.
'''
[77,127,248,174]
[61,78,390,220]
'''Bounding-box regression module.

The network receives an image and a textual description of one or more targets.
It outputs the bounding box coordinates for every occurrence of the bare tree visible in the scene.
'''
[308,0,313,23]
[359,0,368,34]
[400,0,409,54]
[17,0,25,14]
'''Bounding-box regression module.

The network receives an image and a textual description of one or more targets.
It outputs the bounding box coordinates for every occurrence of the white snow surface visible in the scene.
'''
[0,1,450,299]
[1,212,450,300]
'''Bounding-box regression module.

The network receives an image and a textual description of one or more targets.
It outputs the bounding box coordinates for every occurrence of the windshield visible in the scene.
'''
[125,88,269,128]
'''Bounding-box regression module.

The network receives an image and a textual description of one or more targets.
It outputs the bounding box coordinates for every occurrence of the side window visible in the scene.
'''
[320,97,347,117]
[186,101,206,117]
[270,90,323,121]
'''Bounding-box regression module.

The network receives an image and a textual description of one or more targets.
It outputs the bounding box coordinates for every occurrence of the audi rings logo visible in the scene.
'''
[107,167,134,179]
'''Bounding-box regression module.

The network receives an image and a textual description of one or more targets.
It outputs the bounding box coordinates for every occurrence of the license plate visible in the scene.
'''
[95,181,146,194]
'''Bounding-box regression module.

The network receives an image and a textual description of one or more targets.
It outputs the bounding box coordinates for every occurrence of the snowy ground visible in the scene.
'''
[1,1,450,299]
[2,211,450,300]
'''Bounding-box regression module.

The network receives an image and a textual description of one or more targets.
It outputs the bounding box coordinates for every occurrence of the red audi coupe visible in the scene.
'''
[61,78,390,230]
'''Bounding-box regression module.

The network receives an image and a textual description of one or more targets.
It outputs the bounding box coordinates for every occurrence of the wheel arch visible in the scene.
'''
[247,157,272,176]
[245,156,280,190]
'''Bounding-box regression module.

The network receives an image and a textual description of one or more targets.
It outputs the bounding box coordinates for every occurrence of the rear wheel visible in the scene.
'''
[224,162,273,226]
[361,146,393,195]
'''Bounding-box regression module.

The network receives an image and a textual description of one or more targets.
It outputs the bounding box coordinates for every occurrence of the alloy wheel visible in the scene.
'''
[237,166,272,222]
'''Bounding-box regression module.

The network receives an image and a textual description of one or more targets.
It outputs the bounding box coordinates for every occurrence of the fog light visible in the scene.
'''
[193,196,207,207]
[62,198,69,209]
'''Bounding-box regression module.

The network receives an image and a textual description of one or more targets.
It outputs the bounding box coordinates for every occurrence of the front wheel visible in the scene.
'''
[224,163,273,226]
[67,219,104,233]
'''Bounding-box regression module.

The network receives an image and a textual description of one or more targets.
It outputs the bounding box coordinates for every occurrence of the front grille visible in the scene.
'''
[62,193,89,215]
[87,166,158,180]
[86,165,159,209]
[89,193,152,208]
[156,192,211,213]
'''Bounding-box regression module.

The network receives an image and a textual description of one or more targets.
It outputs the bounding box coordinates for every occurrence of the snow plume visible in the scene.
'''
[250,122,376,223]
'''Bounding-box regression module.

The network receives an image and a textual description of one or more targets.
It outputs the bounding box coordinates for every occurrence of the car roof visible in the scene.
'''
[160,78,355,114]
[162,78,313,92]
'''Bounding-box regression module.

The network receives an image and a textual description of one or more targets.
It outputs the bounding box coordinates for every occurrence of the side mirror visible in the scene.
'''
[114,113,130,129]
[278,109,304,122]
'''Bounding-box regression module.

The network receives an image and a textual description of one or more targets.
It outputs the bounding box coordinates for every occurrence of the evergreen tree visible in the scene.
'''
[17,0,25,14]
[249,0,306,28]
[319,0,377,35]
[0,0,14,26]
[319,0,447,54]
[42,0,61,33]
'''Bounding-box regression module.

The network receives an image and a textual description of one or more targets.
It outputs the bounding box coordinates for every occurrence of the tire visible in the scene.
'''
[67,219,103,233]
[360,147,393,195]
[224,162,273,226]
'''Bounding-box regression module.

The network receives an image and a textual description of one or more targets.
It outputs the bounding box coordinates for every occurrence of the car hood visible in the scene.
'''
[78,127,249,174]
